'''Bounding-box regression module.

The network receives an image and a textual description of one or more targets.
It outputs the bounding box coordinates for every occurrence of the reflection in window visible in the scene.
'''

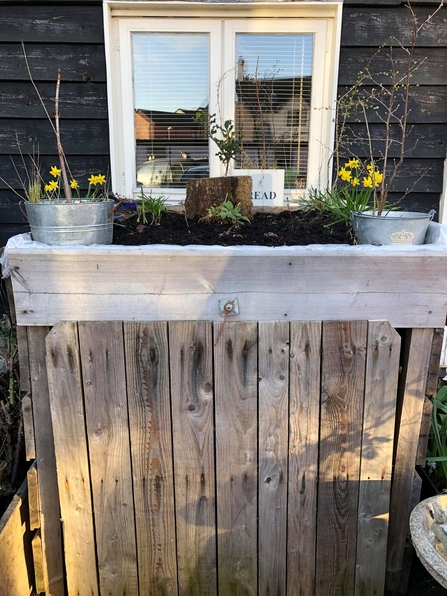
[132,33,210,188]
[234,34,313,189]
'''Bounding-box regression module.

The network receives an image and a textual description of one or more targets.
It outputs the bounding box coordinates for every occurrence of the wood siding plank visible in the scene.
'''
[316,321,368,596]
[46,322,99,596]
[27,326,64,596]
[214,321,258,596]
[78,321,139,596]
[27,461,40,531]
[258,321,289,596]
[22,393,36,460]
[287,321,321,596]
[169,321,217,596]
[385,327,435,595]
[355,321,401,596]
[124,322,178,596]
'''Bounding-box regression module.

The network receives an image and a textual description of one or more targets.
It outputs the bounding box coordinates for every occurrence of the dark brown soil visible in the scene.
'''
[113,208,355,246]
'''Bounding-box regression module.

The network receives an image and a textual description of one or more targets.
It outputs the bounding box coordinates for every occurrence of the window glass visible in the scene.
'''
[234,34,313,189]
[132,33,210,188]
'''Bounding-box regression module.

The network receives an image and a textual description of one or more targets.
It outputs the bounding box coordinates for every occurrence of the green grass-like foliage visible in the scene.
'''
[137,191,169,225]
[206,200,251,227]
[426,383,447,489]
[303,186,373,228]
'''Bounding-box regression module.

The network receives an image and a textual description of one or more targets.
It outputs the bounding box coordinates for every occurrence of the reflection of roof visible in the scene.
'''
[236,77,311,114]
[136,108,205,127]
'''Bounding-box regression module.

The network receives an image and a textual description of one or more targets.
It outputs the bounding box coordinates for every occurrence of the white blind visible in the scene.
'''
[234,33,313,189]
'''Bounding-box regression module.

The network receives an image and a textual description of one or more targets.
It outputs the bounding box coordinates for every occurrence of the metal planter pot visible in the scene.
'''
[351,210,435,246]
[25,200,115,246]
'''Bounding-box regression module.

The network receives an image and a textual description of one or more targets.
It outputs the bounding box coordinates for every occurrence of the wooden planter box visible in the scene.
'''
[6,243,447,327]
[5,242,447,596]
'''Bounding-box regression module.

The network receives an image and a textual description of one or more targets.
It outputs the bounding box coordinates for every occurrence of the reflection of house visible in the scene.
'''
[235,77,311,143]
[134,109,204,140]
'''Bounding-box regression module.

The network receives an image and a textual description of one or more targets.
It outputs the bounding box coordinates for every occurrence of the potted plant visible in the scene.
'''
[341,4,443,245]
[4,49,115,247]
[185,111,252,219]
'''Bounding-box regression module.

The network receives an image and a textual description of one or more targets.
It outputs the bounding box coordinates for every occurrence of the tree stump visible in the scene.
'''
[185,176,252,219]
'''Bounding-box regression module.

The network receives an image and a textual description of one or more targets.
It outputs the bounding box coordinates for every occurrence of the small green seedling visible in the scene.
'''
[205,200,251,227]
[137,191,168,225]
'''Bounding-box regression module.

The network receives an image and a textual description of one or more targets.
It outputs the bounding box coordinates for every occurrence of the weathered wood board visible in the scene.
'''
[8,246,447,327]
[46,320,401,596]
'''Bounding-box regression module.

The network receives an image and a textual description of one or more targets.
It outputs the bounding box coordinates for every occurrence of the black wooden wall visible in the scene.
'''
[0,0,446,248]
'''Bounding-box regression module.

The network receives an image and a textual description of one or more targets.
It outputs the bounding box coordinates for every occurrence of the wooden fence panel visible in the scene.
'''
[46,320,404,596]
[258,321,289,596]
[316,321,368,596]
[169,321,216,596]
[214,322,258,596]
[78,322,139,596]
[287,322,321,596]
[124,322,178,596]
[355,321,401,596]
[46,323,99,596]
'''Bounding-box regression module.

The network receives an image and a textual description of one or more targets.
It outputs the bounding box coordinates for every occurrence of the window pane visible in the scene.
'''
[132,33,209,188]
[234,34,313,189]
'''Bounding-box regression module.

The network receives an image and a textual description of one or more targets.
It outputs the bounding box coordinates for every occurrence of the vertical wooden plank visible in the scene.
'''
[214,321,258,596]
[287,321,321,596]
[28,326,65,596]
[385,327,434,596]
[316,321,368,596]
[258,321,289,596]
[169,321,216,596]
[32,530,46,595]
[22,394,36,460]
[355,321,401,596]
[426,327,444,397]
[124,322,178,596]
[78,321,139,596]
[46,322,99,596]
[17,326,30,393]
[27,462,40,531]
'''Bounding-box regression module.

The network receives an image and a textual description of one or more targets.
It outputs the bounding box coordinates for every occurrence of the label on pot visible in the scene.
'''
[390,229,415,244]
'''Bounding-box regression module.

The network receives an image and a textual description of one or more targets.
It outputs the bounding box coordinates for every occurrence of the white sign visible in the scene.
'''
[233,169,285,207]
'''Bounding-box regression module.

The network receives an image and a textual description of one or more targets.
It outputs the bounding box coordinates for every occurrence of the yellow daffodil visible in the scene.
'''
[363,176,373,188]
[372,171,383,187]
[88,175,98,185]
[366,163,375,173]
[50,166,61,178]
[338,167,352,182]
[351,177,360,187]
[95,174,106,185]
[70,179,79,189]
[345,159,360,169]
[44,180,58,192]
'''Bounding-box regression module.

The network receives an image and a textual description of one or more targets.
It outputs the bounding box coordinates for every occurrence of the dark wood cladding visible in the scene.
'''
[0,0,109,228]
[338,1,447,214]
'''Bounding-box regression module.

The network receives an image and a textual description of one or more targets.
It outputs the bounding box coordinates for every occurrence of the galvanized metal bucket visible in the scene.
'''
[350,210,435,246]
[25,200,115,246]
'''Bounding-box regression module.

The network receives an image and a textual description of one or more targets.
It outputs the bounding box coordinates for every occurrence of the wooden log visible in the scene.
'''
[0,478,33,596]
[27,326,65,596]
[316,321,368,596]
[27,461,40,531]
[168,321,216,596]
[287,321,321,596]
[22,394,36,460]
[78,321,139,596]
[355,321,401,596]
[124,322,178,596]
[258,321,289,596]
[46,322,99,596]
[214,321,258,596]
[385,328,435,595]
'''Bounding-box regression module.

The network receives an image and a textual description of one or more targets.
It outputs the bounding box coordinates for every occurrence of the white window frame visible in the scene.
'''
[103,1,343,204]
